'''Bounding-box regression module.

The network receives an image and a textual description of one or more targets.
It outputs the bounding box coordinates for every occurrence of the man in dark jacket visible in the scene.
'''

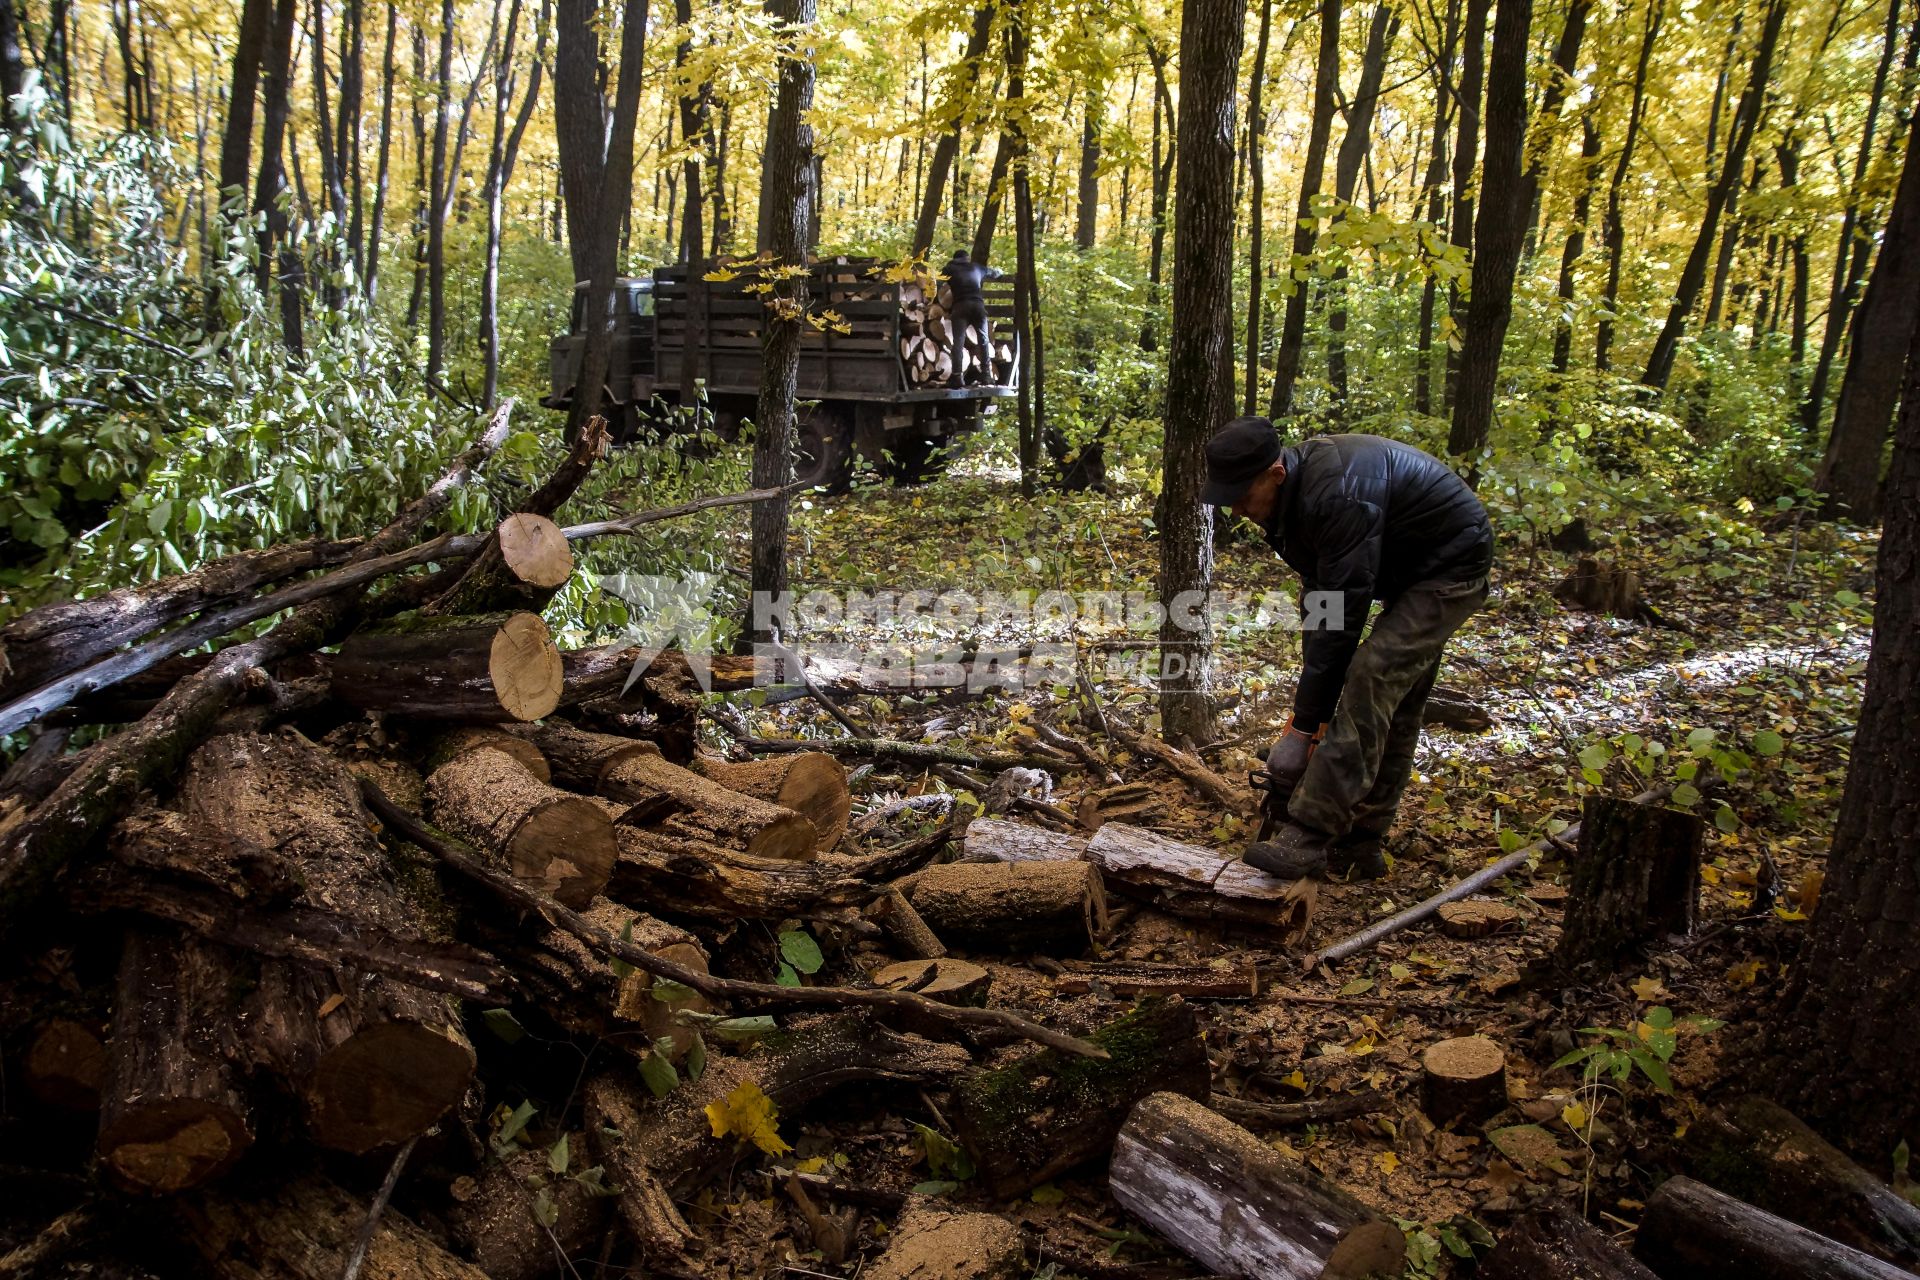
[941,249,1003,387]
[1201,417,1493,880]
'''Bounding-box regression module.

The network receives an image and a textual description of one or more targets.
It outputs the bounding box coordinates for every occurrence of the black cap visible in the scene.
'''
[1201,416,1283,507]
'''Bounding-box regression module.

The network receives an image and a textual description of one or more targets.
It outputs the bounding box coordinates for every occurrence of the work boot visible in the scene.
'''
[1243,822,1335,880]
[1328,833,1389,882]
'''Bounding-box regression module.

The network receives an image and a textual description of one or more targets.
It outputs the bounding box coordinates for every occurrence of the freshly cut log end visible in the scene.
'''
[1422,1036,1508,1123]
[309,1018,479,1156]
[601,751,819,861]
[332,610,564,722]
[428,726,552,783]
[696,753,851,852]
[870,959,992,1006]
[1110,1091,1406,1280]
[1635,1175,1913,1280]
[100,1096,253,1195]
[24,1016,107,1109]
[428,746,618,908]
[497,513,574,589]
[907,859,1106,955]
[1479,1208,1660,1280]
[1437,899,1522,938]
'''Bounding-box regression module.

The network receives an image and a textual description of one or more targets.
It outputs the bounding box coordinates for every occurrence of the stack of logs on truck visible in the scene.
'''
[2,407,1917,1279]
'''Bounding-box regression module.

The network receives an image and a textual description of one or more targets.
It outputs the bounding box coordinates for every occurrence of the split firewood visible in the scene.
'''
[1421,1036,1509,1123]
[906,859,1107,955]
[1437,899,1523,938]
[867,1200,1025,1280]
[178,1174,490,1280]
[426,726,553,783]
[867,885,947,959]
[426,512,575,616]
[427,746,618,908]
[601,750,819,860]
[179,733,476,1154]
[586,1014,973,1258]
[694,752,851,852]
[953,998,1209,1198]
[22,1016,107,1110]
[96,928,255,1194]
[1480,1208,1661,1279]
[869,958,992,1005]
[332,610,565,723]
[1108,1091,1406,1279]
[1634,1175,1911,1280]
[1049,958,1259,999]
[1087,823,1315,939]
[1557,792,1703,971]
[1684,1096,1920,1268]
[447,1142,611,1280]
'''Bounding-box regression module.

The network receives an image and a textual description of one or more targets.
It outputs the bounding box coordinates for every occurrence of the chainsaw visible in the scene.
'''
[1248,769,1294,842]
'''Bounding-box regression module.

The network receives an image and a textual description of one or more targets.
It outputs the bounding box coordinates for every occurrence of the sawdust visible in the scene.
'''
[867,1199,1024,1280]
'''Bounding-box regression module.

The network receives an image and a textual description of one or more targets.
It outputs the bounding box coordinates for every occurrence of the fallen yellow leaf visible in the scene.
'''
[1375,1151,1400,1175]
[705,1080,792,1157]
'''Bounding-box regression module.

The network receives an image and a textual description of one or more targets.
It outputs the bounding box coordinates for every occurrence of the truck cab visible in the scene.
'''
[545,258,1019,491]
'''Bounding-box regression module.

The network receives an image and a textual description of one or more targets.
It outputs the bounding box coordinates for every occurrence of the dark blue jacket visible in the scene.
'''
[1260,434,1492,725]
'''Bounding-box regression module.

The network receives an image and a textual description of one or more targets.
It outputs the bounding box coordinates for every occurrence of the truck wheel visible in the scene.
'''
[883,434,949,486]
[793,407,855,494]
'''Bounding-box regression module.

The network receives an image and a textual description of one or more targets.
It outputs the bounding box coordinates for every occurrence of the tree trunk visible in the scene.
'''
[1138,38,1173,350]
[428,512,573,615]
[425,0,454,378]
[1269,0,1340,417]
[1481,1209,1661,1279]
[253,0,303,353]
[600,750,820,860]
[1551,114,1602,386]
[215,0,271,210]
[1157,0,1241,743]
[1073,74,1101,250]
[1595,0,1661,370]
[364,1,398,300]
[1444,0,1489,412]
[1327,2,1399,402]
[912,4,994,258]
[1415,0,1459,416]
[481,0,545,408]
[1635,1177,1912,1280]
[1555,793,1702,970]
[1109,1091,1407,1279]
[427,746,618,907]
[1243,0,1272,413]
[1641,0,1785,389]
[693,753,850,851]
[1447,0,1533,461]
[1815,114,1920,521]
[1768,297,1920,1161]
[1518,0,1590,247]
[954,998,1209,1197]
[905,859,1106,954]
[331,611,565,722]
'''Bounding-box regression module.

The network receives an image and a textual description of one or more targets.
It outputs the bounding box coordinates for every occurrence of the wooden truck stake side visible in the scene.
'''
[544,257,1021,492]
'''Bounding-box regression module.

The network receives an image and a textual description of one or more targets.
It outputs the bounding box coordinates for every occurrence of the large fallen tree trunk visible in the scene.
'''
[331,611,565,723]
[427,745,617,908]
[906,859,1107,954]
[1481,1208,1659,1279]
[585,1014,972,1257]
[178,1174,491,1280]
[1634,1175,1912,1280]
[0,402,516,920]
[1109,1091,1407,1279]
[952,997,1209,1197]
[1684,1096,1920,1268]
[179,732,476,1154]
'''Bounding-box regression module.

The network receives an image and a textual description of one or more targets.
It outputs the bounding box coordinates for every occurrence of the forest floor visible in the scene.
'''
[690,462,1882,1276]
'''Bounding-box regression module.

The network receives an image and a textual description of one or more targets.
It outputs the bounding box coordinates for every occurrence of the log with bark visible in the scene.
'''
[906,859,1108,955]
[600,750,819,860]
[332,610,565,722]
[952,997,1209,1197]
[178,1173,491,1280]
[426,512,575,616]
[1684,1096,1920,1268]
[867,885,947,959]
[1088,823,1315,939]
[694,752,851,852]
[606,826,869,920]
[427,745,618,909]
[178,732,476,1154]
[1049,959,1259,999]
[1110,1091,1406,1279]
[586,1013,972,1257]
[446,1141,611,1280]
[1479,1208,1660,1280]
[1634,1175,1912,1280]
[22,1015,107,1110]
[516,720,659,790]
[1556,792,1702,970]
[426,725,553,782]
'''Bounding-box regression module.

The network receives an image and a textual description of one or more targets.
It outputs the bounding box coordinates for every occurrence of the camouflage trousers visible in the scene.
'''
[1287,573,1489,842]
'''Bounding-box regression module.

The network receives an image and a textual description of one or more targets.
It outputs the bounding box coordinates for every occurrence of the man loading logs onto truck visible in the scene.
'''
[941,249,1004,389]
[1201,417,1494,882]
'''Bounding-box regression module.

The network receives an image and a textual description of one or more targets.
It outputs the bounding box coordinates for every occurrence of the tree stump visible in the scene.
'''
[1108,1091,1406,1280]
[1556,793,1703,970]
[696,753,851,852]
[331,610,565,722]
[1685,1096,1920,1268]
[952,997,1209,1197]
[427,746,618,908]
[1437,899,1522,938]
[906,859,1106,955]
[1422,1036,1508,1123]
[1480,1208,1660,1279]
[1634,1176,1912,1280]
[601,751,819,861]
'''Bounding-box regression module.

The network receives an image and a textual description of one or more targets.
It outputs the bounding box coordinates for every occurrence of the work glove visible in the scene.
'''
[1266,717,1327,792]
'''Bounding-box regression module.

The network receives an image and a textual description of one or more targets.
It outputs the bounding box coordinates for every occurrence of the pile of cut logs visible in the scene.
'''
[3,404,1915,1280]
[898,280,1015,389]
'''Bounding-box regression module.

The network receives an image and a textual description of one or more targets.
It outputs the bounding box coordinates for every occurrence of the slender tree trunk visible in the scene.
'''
[341,0,365,281]
[406,25,430,328]
[1415,0,1459,416]
[253,0,303,354]
[1816,115,1920,521]
[309,0,348,311]
[1326,1,1399,403]
[425,0,455,377]
[712,97,732,252]
[912,4,993,258]
[1074,66,1102,251]
[1243,0,1272,412]
[1801,0,1905,433]
[1642,0,1785,390]
[1443,0,1489,413]
[1705,153,1764,329]
[1551,113,1601,382]
[971,134,1010,262]
[553,0,604,282]
[365,0,397,301]
[483,0,546,407]
[1138,36,1173,351]
[1158,0,1244,743]
[1519,0,1589,249]
[0,0,25,121]
[1269,0,1341,418]
[1004,0,1038,492]
[1596,0,1661,371]
[1768,263,1920,1160]
[748,0,816,645]
[677,0,712,400]
[1447,0,1533,460]
[217,0,271,207]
